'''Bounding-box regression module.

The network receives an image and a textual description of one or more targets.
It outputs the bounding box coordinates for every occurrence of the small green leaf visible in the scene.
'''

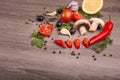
[56,5,66,14]
[31,30,45,48]
[59,22,73,30]
[35,38,43,48]
[90,37,113,53]
[31,39,37,46]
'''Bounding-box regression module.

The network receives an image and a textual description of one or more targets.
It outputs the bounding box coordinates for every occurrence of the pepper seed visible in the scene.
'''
[109,54,112,57]
[53,51,56,54]
[94,58,96,61]
[76,56,79,59]
[26,22,29,24]
[45,40,47,43]
[71,51,76,56]
[103,54,106,56]
[59,51,62,54]
[92,55,95,58]
[78,53,80,55]
[44,47,47,50]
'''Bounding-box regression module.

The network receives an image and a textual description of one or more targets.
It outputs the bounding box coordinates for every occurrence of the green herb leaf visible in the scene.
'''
[78,7,103,19]
[56,5,66,14]
[90,37,113,53]
[31,31,44,48]
[59,22,73,30]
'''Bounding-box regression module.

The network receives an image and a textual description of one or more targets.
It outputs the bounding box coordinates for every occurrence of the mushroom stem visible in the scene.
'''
[89,22,98,32]
[79,26,87,35]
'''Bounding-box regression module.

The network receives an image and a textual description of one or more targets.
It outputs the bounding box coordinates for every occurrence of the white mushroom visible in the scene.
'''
[60,28,72,38]
[89,18,105,32]
[73,19,90,35]
[45,11,57,16]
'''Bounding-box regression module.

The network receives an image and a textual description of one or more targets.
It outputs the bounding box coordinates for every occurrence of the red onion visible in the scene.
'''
[67,1,79,11]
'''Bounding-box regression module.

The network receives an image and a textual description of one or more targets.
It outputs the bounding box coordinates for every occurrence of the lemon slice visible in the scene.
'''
[82,0,103,14]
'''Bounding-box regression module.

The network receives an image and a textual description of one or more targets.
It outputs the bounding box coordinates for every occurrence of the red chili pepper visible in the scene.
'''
[65,39,72,48]
[82,38,89,48]
[74,38,80,49]
[54,40,66,48]
[89,21,114,46]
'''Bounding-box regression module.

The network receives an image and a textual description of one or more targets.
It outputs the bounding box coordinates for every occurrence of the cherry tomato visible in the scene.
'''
[82,38,89,48]
[74,38,80,49]
[65,39,72,48]
[39,24,54,37]
[61,9,73,22]
[73,12,84,21]
[54,40,66,48]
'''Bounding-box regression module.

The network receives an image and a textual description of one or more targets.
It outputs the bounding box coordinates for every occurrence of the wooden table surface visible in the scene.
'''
[0,0,120,80]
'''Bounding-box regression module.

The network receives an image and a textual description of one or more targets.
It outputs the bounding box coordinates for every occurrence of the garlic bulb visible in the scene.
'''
[67,1,79,11]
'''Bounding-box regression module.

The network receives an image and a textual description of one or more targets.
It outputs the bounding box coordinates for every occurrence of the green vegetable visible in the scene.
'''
[31,30,44,48]
[56,5,66,14]
[90,37,113,53]
[59,22,73,30]
[78,7,103,19]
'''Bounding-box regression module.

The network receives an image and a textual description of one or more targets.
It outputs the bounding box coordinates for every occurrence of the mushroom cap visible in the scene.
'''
[73,19,90,30]
[90,18,105,28]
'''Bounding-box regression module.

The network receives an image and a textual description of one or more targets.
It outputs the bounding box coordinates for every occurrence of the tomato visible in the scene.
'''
[54,40,66,48]
[74,38,80,49]
[39,24,54,37]
[65,39,72,48]
[82,38,89,48]
[61,9,73,22]
[73,12,84,21]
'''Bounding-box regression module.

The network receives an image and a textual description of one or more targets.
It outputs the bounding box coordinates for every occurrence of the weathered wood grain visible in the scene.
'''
[0,0,120,80]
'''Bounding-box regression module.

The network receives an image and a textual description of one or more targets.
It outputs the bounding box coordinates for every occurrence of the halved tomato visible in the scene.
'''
[73,12,84,21]
[65,39,72,48]
[39,24,54,37]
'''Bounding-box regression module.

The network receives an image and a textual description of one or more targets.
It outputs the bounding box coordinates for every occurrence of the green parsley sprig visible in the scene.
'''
[90,37,113,53]
[31,30,45,48]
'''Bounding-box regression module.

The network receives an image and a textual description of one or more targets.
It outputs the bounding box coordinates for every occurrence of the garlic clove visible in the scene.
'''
[60,28,72,38]
[45,11,57,16]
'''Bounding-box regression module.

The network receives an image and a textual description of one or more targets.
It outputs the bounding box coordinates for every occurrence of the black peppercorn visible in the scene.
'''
[76,56,79,59]
[53,51,56,54]
[109,54,112,57]
[71,51,76,56]
[103,54,106,56]
[94,58,96,61]
[44,47,47,50]
[92,55,95,58]
[78,53,80,55]
[36,15,45,22]
[59,51,62,54]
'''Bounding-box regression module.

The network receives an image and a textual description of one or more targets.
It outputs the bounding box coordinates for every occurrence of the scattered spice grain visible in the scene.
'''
[59,51,62,54]
[76,56,79,59]
[53,51,56,54]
